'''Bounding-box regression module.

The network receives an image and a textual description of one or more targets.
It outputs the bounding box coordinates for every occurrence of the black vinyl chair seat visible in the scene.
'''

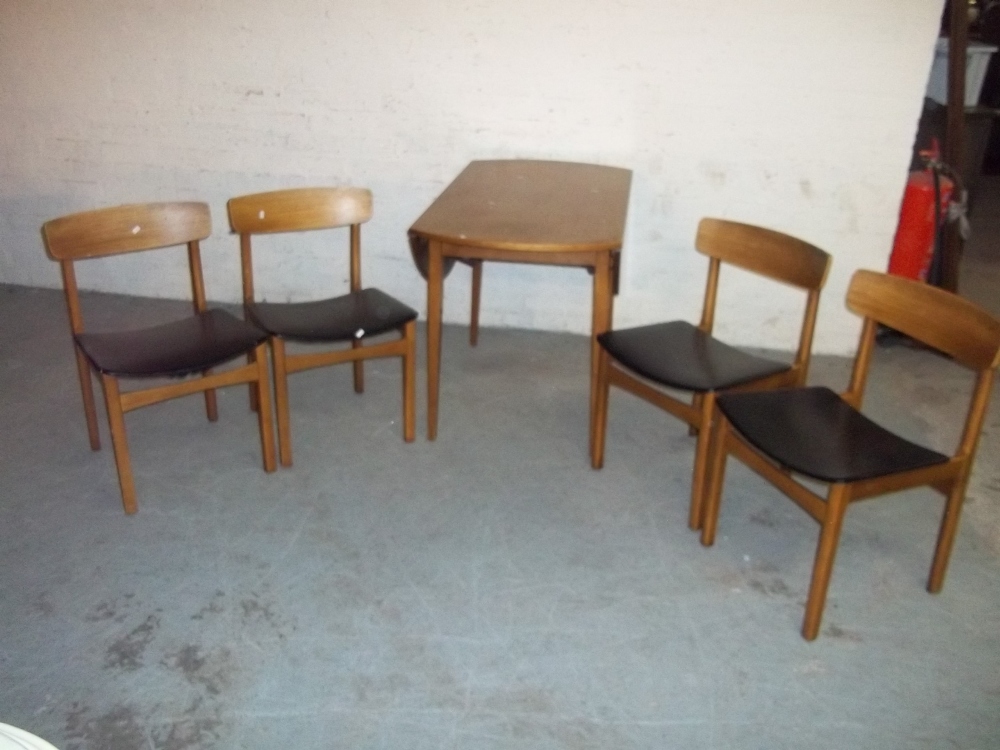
[598,320,791,392]
[717,386,949,483]
[76,308,268,378]
[246,287,418,343]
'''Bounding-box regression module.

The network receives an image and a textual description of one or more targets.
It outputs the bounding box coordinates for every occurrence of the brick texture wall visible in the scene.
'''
[0,0,944,353]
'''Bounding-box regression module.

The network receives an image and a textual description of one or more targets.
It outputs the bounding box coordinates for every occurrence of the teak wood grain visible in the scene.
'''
[228,187,372,236]
[410,160,631,254]
[408,160,632,444]
[695,218,830,292]
[846,269,1000,371]
[43,202,211,261]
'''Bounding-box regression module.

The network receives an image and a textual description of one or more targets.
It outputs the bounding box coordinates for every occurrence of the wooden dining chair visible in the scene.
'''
[41,202,277,514]
[228,187,418,467]
[591,218,831,530]
[700,269,1000,640]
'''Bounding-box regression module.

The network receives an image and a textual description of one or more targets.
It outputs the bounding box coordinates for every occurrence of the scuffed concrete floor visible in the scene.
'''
[1,283,999,750]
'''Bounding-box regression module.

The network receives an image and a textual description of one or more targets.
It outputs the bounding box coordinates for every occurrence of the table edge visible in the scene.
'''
[406,229,624,255]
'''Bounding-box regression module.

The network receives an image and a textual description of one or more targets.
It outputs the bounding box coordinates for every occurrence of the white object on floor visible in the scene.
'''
[0,724,59,750]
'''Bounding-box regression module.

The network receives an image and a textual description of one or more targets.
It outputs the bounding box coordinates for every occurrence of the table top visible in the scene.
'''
[409,160,632,253]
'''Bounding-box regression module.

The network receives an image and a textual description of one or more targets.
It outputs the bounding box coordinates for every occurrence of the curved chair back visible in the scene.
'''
[847,269,1000,371]
[41,202,214,337]
[696,217,830,291]
[227,187,372,235]
[42,202,211,260]
[693,218,831,379]
[228,187,374,305]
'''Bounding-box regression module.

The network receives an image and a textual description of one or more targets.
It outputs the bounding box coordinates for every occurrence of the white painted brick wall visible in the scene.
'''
[0,0,944,353]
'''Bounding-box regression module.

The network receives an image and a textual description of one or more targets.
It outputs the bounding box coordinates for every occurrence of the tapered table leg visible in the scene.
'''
[589,251,614,457]
[427,241,444,440]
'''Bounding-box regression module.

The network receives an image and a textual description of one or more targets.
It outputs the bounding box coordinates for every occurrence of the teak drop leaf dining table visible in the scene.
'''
[408,159,632,449]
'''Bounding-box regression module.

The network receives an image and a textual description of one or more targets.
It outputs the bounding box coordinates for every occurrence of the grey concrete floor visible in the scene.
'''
[1,282,999,750]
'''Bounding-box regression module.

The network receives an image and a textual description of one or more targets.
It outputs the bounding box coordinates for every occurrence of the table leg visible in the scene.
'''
[469,259,483,347]
[427,240,444,440]
[589,251,614,457]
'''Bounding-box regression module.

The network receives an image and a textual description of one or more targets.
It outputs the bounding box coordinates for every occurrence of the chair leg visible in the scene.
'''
[352,340,364,394]
[402,321,416,442]
[74,346,101,451]
[271,337,293,468]
[99,374,138,515]
[802,483,850,641]
[700,413,730,547]
[470,260,483,347]
[927,473,969,593]
[252,343,277,473]
[202,369,219,422]
[689,391,715,530]
[247,350,260,413]
[689,394,703,437]
[591,349,611,469]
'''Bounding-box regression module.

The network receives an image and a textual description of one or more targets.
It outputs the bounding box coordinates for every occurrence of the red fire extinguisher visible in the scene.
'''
[887,142,958,283]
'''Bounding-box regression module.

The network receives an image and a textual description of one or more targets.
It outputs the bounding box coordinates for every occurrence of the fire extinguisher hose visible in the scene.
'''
[926,159,965,288]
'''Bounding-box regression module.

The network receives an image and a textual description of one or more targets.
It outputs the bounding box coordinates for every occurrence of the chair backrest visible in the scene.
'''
[696,217,830,291]
[41,202,213,334]
[42,202,211,261]
[694,218,832,381]
[227,187,373,303]
[227,187,372,235]
[847,269,1000,371]
[843,269,1000,459]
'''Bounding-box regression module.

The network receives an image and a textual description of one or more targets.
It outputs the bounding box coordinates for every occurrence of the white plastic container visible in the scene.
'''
[926,37,998,107]
[0,724,59,750]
